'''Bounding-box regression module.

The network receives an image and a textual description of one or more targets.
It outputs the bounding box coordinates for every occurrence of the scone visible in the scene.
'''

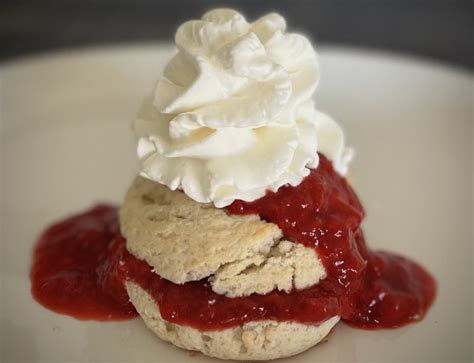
[120,176,339,360]
[120,176,341,360]
[126,281,339,360]
[120,176,327,295]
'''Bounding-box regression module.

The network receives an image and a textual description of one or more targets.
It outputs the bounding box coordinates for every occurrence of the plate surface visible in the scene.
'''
[1,44,472,363]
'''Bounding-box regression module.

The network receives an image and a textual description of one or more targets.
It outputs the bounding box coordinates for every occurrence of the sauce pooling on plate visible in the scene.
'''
[30,155,436,329]
[226,154,436,329]
[30,205,136,320]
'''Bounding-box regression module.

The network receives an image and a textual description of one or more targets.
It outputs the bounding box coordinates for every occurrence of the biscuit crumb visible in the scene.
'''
[126,282,340,360]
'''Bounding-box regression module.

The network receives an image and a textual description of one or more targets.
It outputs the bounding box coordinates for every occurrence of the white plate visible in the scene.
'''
[1,44,472,363]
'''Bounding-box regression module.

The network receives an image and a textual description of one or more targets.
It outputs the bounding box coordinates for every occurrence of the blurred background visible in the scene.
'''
[1,0,472,68]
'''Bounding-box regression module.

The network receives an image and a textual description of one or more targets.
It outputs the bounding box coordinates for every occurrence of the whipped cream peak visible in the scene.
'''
[136,8,352,207]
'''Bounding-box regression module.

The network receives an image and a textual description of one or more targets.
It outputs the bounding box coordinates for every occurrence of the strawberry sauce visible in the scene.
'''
[30,205,136,320]
[30,154,436,329]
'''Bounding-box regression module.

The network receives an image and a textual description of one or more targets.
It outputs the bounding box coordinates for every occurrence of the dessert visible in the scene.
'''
[30,8,437,361]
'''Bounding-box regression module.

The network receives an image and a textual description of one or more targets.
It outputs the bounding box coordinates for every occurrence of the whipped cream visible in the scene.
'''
[135,9,352,207]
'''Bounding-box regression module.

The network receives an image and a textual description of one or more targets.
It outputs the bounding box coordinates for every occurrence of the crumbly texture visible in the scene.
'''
[211,240,326,297]
[120,176,281,284]
[120,176,326,297]
[126,282,340,361]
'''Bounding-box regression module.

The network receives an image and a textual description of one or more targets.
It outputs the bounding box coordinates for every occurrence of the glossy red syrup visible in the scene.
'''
[30,154,436,329]
[30,205,137,320]
[226,154,436,328]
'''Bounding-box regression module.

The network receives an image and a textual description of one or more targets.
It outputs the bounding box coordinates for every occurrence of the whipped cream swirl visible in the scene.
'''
[135,9,352,207]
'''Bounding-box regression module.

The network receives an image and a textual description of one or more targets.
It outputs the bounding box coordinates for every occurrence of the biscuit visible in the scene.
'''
[211,240,326,297]
[120,176,326,297]
[126,282,340,361]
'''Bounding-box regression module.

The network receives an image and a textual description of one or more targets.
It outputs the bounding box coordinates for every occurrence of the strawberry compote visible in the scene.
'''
[30,154,436,329]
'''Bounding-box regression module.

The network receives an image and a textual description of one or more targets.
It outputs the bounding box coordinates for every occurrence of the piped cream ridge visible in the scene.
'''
[135,8,352,207]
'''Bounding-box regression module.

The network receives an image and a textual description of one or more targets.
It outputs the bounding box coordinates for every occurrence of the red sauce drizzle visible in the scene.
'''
[226,154,436,328]
[30,154,436,329]
[30,205,136,320]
